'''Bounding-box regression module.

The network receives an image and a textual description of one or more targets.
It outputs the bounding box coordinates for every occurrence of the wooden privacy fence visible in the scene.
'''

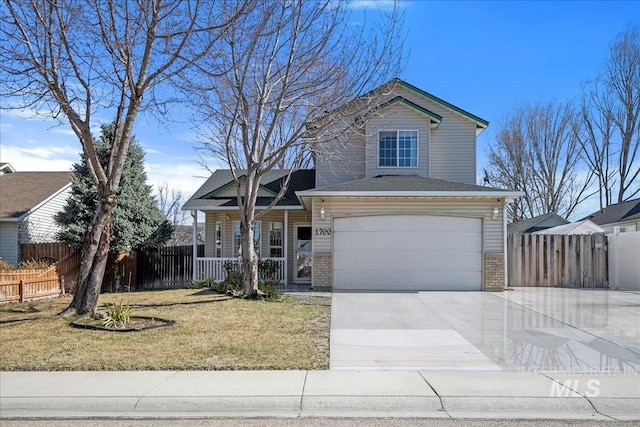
[14,243,204,295]
[137,245,204,289]
[0,265,63,303]
[508,233,608,288]
[20,242,80,292]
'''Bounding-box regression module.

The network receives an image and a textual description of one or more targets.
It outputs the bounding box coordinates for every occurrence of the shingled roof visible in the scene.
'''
[0,171,73,219]
[581,198,640,225]
[182,169,315,210]
[306,175,503,193]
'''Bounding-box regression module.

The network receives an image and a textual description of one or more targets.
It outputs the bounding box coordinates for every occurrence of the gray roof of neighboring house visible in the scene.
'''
[508,212,570,234]
[305,174,507,193]
[182,169,315,210]
[0,171,73,219]
[580,198,640,226]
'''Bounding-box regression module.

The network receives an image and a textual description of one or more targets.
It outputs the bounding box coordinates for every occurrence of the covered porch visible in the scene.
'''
[189,208,314,286]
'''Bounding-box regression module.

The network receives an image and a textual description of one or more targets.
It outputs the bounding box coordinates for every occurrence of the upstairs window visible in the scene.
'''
[378,130,418,167]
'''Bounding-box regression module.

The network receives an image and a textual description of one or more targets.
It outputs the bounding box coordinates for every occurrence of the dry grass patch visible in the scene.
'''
[0,289,330,371]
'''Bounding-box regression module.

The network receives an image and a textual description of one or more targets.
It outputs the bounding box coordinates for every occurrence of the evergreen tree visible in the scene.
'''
[56,123,172,253]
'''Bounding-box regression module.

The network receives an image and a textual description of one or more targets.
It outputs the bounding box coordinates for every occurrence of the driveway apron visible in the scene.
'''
[329,289,640,372]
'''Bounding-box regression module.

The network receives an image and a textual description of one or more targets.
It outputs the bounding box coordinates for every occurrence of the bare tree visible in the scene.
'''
[157,180,191,245]
[485,100,594,221]
[0,0,245,315]
[576,81,616,209]
[187,0,405,295]
[579,25,640,204]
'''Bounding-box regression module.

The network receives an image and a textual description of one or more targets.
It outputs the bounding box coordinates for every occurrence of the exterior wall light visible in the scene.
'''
[492,205,500,220]
[320,199,325,220]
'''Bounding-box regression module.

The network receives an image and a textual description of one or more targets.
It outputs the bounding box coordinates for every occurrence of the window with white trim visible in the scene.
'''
[215,221,222,257]
[233,221,261,257]
[378,130,418,167]
[269,222,283,258]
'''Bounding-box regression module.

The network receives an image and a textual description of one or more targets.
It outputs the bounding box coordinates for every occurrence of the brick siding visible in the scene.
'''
[484,252,505,291]
[313,252,332,289]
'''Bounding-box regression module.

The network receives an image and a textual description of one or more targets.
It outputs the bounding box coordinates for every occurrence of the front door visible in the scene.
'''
[295,225,312,283]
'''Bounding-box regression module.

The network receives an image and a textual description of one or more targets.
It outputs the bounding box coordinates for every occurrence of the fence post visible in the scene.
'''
[19,280,25,302]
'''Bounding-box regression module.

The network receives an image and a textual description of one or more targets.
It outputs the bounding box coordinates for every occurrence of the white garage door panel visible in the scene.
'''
[333,215,482,291]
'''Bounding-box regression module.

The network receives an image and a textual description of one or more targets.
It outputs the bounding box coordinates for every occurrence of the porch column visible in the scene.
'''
[192,210,198,281]
[284,210,288,285]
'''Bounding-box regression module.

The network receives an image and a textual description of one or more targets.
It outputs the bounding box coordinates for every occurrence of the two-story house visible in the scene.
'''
[183,79,522,291]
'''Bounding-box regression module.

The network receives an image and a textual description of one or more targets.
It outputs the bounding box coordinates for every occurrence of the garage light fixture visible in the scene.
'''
[320,199,326,220]
[492,205,499,220]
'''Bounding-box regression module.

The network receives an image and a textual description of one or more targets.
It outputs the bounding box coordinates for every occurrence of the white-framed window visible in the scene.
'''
[233,221,261,257]
[269,222,283,258]
[214,221,222,257]
[378,130,418,167]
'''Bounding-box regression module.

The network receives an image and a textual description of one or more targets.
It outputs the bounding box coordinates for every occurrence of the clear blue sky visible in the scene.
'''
[1,1,638,218]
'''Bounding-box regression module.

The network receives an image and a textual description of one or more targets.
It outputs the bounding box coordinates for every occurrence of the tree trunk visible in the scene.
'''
[59,193,116,316]
[240,221,259,297]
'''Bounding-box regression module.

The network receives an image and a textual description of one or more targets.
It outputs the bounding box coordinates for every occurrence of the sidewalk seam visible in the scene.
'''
[418,371,449,417]
[543,373,617,421]
[298,370,308,417]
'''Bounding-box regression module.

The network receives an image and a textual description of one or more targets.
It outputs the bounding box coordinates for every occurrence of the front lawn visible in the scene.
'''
[0,289,330,370]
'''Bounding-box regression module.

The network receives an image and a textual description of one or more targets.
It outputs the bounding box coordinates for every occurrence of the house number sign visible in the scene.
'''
[315,228,332,236]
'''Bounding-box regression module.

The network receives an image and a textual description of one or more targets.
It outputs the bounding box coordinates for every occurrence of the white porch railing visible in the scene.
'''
[195,257,286,283]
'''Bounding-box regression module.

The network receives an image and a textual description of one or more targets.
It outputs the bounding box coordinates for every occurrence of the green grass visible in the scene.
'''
[0,289,330,371]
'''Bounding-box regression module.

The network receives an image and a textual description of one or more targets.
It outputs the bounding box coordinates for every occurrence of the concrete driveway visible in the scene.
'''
[330,288,640,372]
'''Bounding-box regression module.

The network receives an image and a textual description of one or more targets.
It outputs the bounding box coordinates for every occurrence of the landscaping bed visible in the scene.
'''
[0,289,330,371]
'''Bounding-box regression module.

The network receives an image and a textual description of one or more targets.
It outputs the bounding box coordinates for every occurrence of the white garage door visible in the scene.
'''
[333,215,482,291]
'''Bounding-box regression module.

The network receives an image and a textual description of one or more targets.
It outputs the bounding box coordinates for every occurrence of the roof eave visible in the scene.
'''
[182,204,305,212]
[296,190,525,210]
[394,79,490,130]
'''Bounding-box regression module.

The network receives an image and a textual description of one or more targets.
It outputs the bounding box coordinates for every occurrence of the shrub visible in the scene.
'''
[103,301,132,329]
[258,281,279,300]
[192,277,216,289]
[258,259,279,282]
[0,259,15,272]
[219,271,243,294]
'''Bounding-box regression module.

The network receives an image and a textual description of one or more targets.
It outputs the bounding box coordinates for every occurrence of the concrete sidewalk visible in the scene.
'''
[1,370,638,421]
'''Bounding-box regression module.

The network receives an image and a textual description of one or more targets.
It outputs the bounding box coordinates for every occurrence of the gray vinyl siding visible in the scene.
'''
[386,86,477,184]
[204,209,310,284]
[18,187,71,244]
[365,104,430,177]
[311,197,504,254]
[0,222,19,267]
[315,85,479,186]
[315,130,366,188]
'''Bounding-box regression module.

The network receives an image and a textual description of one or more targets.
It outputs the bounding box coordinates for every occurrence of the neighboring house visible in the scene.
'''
[0,163,16,175]
[507,212,570,234]
[581,198,640,233]
[532,220,605,235]
[166,224,205,246]
[183,78,522,291]
[0,171,73,267]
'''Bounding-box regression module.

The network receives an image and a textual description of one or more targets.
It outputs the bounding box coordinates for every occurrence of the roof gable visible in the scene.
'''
[508,212,570,234]
[0,172,73,219]
[393,79,488,127]
[200,176,280,199]
[357,96,443,127]
[183,169,315,210]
